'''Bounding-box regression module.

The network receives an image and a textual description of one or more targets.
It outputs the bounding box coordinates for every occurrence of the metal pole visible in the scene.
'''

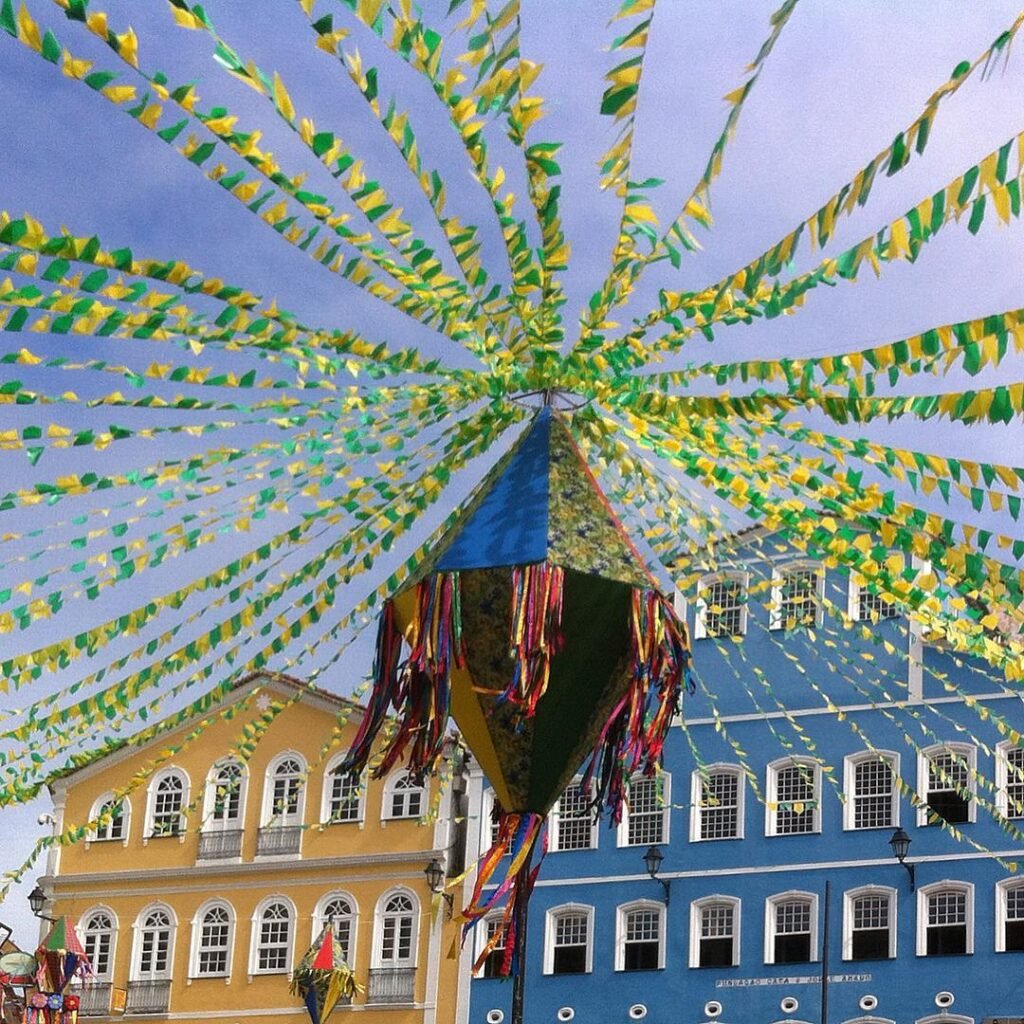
[820,880,831,1024]
[510,847,534,1024]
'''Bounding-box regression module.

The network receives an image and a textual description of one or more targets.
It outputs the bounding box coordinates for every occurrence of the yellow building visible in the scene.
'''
[38,672,471,1023]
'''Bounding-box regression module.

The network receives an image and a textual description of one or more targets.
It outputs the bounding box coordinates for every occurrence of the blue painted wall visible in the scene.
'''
[466,539,1023,1024]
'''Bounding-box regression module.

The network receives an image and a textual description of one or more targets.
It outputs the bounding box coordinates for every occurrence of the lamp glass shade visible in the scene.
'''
[27,885,45,915]
[889,827,911,863]
[643,844,664,878]
[424,858,445,893]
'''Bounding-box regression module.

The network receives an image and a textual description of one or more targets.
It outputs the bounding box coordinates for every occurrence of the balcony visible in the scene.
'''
[77,982,111,1016]
[125,980,171,1014]
[197,829,243,860]
[256,825,302,857]
[367,967,416,1005]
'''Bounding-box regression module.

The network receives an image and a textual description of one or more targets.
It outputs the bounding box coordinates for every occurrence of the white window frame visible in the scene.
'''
[843,751,900,831]
[131,903,177,982]
[79,906,117,982]
[694,571,749,640]
[617,772,671,848]
[690,764,745,842]
[321,757,366,826]
[144,768,189,841]
[994,878,1024,953]
[261,752,307,828]
[841,885,897,961]
[543,903,594,975]
[614,899,666,972]
[189,899,235,980]
[688,895,741,968]
[371,888,420,969]
[764,891,818,966]
[249,895,296,976]
[473,910,508,978]
[916,881,974,957]
[87,793,130,846]
[770,561,825,630]
[917,743,977,827]
[381,771,427,822]
[202,759,246,833]
[480,788,503,856]
[766,758,821,837]
[314,891,358,966]
[995,741,1024,820]
[550,778,599,852]
[847,575,898,623]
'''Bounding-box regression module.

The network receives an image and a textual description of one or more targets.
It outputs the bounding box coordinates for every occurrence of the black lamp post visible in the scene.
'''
[642,845,671,905]
[423,858,454,917]
[28,883,54,922]
[888,828,916,891]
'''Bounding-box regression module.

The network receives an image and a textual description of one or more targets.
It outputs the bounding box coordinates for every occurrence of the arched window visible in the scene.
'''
[917,744,976,826]
[996,878,1024,952]
[89,794,129,843]
[322,759,364,824]
[843,752,899,831]
[770,561,824,630]
[146,770,188,838]
[543,904,593,975]
[917,881,973,956]
[476,912,506,978]
[190,901,234,978]
[691,765,744,841]
[615,900,665,971]
[374,891,419,968]
[262,754,305,827]
[695,572,749,639]
[383,772,426,821]
[995,741,1024,820]
[842,886,896,961]
[132,905,175,981]
[550,778,598,851]
[251,898,295,974]
[315,893,357,965]
[689,896,740,968]
[765,892,817,965]
[204,760,245,830]
[81,908,116,981]
[766,758,821,836]
[618,773,670,847]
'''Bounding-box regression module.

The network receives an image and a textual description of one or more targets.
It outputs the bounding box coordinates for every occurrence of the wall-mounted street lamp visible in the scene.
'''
[424,858,454,918]
[642,845,671,905]
[28,883,54,922]
[888,828,916,891]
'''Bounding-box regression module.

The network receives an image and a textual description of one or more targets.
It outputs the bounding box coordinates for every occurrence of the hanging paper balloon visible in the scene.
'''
[340,407,692,973]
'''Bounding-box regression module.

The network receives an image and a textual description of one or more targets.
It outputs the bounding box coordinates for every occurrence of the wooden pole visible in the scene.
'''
[510,847,534,1024]
[820,880,831,1024]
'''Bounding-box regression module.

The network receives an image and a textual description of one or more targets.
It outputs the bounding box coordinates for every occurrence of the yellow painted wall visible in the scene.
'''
[44,674,467,1024]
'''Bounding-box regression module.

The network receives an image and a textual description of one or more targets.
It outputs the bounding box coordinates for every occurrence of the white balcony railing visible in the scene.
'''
[367,967,416,1004]
[256,825,302,856]
[125,979,171,1014]
[197,829,243,860]
[77,982,112,1016]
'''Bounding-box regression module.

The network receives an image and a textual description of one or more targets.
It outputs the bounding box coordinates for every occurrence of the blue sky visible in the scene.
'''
[1,2,1024,948]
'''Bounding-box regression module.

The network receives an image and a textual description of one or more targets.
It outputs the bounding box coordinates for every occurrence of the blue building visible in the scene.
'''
[462,530,1024,1024]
